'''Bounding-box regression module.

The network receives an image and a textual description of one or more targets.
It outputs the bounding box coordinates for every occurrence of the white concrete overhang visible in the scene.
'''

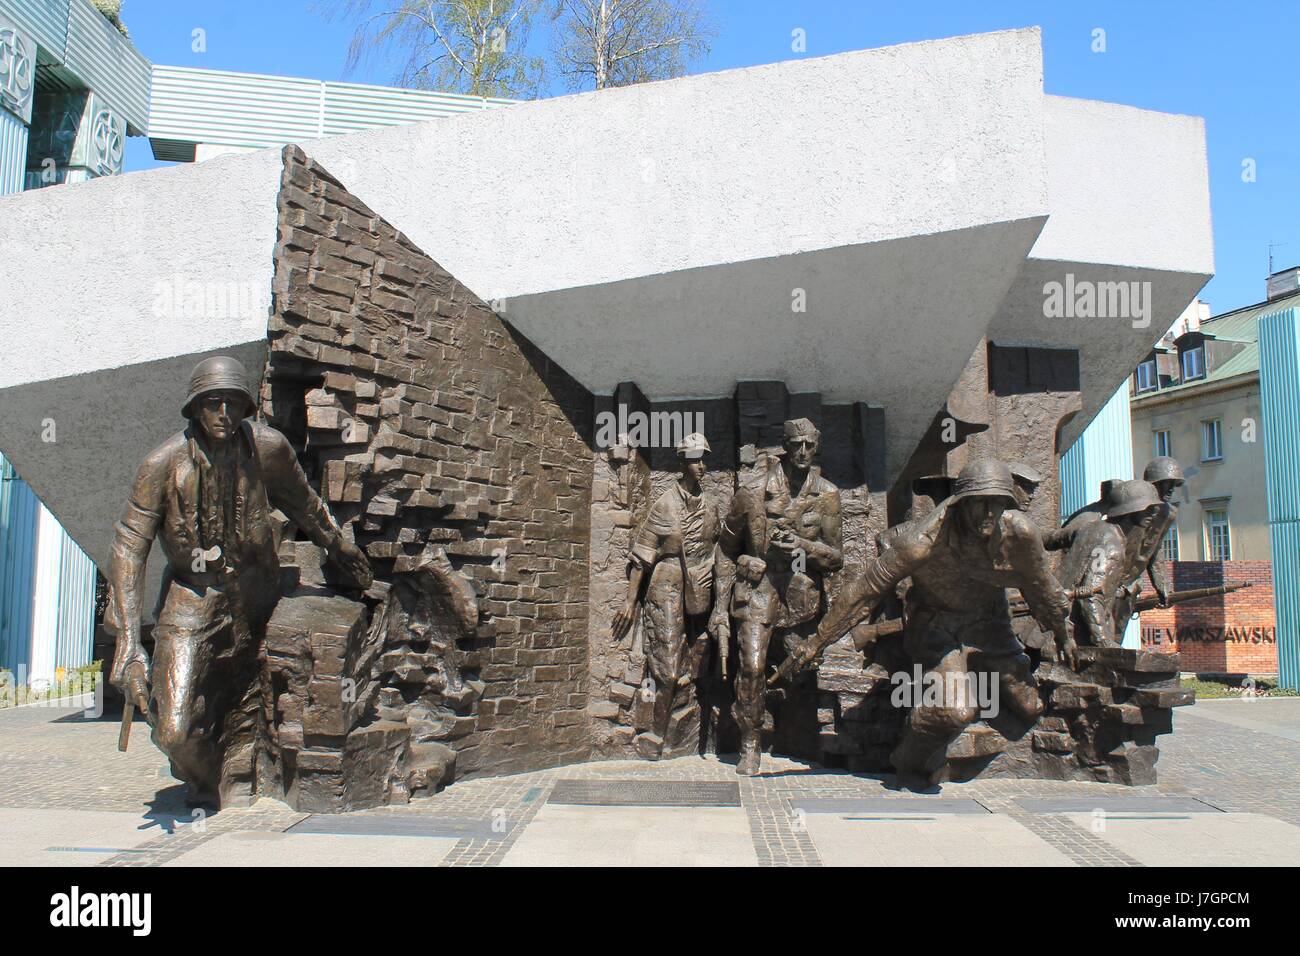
[0,26,1213,576]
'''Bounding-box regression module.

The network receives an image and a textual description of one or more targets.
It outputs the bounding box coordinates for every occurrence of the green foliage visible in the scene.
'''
[550,0,714,91]
[325,0,546,99]
[1182,675,1299,699]
[91,0,130,37]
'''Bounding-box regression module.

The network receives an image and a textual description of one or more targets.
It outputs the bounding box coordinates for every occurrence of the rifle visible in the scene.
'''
[770,584,1103,686]
[1130,581,1251,614]
[118,699,134,752]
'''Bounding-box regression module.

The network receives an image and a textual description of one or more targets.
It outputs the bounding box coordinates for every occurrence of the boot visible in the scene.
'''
[736,731,762,776]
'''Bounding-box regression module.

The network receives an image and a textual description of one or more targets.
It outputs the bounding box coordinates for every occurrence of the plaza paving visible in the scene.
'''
[1,697,1298,867]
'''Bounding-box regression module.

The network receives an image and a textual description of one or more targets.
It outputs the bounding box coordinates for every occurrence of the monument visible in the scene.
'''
[0,29,1220,808]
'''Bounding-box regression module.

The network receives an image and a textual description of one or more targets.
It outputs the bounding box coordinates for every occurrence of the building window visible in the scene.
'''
[1135,360,1157,393]
[1154,429,1172,458]
[1181,345,1205,381]
[1160,525,1179,563]
[1201,418,1222,462]
[1205,508,1231,561]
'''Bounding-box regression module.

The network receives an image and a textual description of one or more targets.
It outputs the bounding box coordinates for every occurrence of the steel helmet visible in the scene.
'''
[676,432,711,459]
[182,356,256,419]
[951,459,1018,505]
[1107,479,1163,518]
[1143,456,1185,485]
[1009,461,1044,488]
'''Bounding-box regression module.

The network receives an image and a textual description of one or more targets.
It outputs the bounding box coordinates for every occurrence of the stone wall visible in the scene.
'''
[263,145,595,779]
[1140,560,1277,675]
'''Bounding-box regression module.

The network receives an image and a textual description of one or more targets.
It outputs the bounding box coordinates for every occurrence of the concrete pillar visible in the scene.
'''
[1060,381,1139,647]
[1258,306,1300,688]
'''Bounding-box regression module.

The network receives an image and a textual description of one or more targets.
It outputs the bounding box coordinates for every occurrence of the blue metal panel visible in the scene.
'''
[4,0,70,63]
[1060,382,1136,515]
[0,108,28,194]
[62,0,151,134]
[54,525,96,671]
[1258,306,1300,688]
[147,65,514,155]
[0,452,38,676]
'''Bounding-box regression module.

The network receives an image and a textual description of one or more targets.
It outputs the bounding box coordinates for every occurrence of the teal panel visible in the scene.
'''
[1059,381,1136,519]
[1258,306,1300,688]
[53,526,96,671]
[0,452,38,675]
[0,109,28,195]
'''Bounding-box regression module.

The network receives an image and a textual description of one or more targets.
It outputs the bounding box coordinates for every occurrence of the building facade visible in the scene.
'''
[1129,284,1300,677]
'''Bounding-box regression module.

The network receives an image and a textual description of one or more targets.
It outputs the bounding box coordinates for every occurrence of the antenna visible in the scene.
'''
[1269,240,1290,276]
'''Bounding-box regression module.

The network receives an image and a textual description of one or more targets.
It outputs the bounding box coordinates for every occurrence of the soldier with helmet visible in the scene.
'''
[802,459,1073,784]
[1056,479,1165,647]
[107,356,371,807]
[611,432,723,758]
[712,418,843,775]
[1111,457,1186,623]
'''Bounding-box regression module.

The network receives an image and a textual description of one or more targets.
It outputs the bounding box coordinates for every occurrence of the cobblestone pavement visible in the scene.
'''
[2,699,1298,867]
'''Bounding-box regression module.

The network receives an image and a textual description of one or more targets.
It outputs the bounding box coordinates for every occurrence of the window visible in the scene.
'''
[1182,346,1205,381]
[1160,525,1179,563]
[1154,429,1172,458]
[1135,360,1157,393]
[1205,508,1231,561]
[1201,419,1222,461]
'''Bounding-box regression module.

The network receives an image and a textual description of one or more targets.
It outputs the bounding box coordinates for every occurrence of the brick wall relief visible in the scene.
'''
[259,146,595,809]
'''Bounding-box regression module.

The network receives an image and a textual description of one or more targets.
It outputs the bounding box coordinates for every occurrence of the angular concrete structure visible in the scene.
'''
[0,27,1212,592]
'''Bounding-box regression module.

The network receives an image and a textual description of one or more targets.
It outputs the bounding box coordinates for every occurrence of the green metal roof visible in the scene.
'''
[1136,288,1300,399]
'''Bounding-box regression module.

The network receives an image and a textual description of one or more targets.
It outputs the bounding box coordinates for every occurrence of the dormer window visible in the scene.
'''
[1181,345,1205,381]
[1135,359,1157,393]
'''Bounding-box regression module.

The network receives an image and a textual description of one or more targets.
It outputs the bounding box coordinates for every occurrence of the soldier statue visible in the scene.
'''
[611,433,722,758]
[1047,457,1183,618]
[1009,461,1044,513]
[107,356,371,807]
[1055,479,1164,647]
[802,459,1072,785]
[712,418,843,775]
[1117,456,1186,618]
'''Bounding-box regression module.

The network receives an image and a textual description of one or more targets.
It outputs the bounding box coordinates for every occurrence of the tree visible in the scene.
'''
[323,1,546,99]
[549,0,713,91]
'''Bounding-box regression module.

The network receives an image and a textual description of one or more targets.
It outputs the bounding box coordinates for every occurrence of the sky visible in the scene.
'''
[116,0,1297,315]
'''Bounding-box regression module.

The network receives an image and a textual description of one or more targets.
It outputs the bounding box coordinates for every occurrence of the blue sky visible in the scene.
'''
[119,0,1297,314]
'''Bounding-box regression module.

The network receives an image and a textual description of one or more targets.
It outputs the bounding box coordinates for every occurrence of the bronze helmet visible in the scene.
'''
[182,356,256,420]
[951,459,1018,506]
[1143,456,1185,486]
[1106,479,1163,519]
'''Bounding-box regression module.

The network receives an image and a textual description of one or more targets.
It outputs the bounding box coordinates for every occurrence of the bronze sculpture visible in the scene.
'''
[800,459,1073,784]
[106,356,371,807]
[1054,479,1163,647]
[713,418,843,775]
[1117,456,1185,617]
[611,433,722,757]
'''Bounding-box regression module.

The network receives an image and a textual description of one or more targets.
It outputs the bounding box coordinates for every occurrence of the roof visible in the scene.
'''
[1135,288,1300,400]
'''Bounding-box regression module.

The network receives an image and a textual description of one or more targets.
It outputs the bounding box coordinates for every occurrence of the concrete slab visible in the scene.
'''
[161,829,460,867]
[1064,811,1300,867]
[499,804,757,867]
[1174,698,1300,743]
[0,807,166,866]
[790,797,989,814]
[801,812,1075,867]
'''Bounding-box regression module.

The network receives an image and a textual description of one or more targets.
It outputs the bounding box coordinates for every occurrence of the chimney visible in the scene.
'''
[1268,265,1300,301]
